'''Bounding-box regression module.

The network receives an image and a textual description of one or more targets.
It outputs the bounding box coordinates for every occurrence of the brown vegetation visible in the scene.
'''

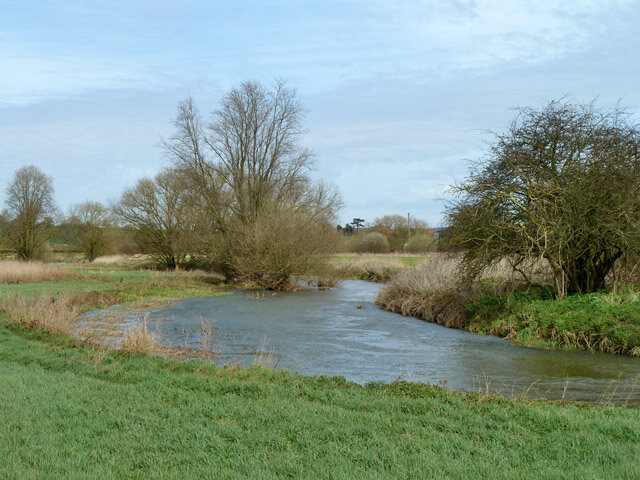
[375,254,550,328]
[0,260,76,284]
[0,291,123,334]
[351,232,390,253]
[121,319,167,355]
[0,295,82,333]
[332,255,409,283]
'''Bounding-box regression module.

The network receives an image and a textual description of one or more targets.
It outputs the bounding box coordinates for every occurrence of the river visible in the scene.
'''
[111,280,640,404]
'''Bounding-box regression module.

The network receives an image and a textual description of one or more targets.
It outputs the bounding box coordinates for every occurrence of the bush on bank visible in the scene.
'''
[375,258,640,355]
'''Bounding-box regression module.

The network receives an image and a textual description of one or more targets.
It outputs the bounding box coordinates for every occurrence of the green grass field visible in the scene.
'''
[1,324,639,479]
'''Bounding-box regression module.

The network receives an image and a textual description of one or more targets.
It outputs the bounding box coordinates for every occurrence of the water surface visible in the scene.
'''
[138,280,640,404]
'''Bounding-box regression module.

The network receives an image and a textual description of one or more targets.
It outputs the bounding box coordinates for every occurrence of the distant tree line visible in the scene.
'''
[336,214,438,253]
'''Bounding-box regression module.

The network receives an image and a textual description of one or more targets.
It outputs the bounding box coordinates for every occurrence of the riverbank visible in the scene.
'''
[375,257,640,356]
[1,259,639,476]
[1,321,639,478]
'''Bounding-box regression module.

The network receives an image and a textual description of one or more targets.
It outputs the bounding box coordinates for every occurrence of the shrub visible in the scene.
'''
[404,234,436,253]
[353,232,390,253]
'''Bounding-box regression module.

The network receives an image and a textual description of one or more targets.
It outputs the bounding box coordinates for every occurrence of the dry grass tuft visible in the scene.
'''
[121,319,167,355]
[1,295,83,333]
[0,260,76,284]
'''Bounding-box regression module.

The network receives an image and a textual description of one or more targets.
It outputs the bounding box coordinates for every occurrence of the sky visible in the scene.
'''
[1,0,640,227]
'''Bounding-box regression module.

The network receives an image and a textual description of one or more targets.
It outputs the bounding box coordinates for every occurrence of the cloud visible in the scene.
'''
[2,0,636,106]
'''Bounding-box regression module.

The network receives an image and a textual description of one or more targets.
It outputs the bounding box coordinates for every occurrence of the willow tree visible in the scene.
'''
[445,100,640,297]
[163,80,341,287]
[3,165,57,260]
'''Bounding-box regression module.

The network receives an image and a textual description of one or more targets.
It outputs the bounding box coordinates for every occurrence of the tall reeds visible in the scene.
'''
[0,295,83,333]
[1,291,123,335]
[375,254,550,328]
[0,260,76,284]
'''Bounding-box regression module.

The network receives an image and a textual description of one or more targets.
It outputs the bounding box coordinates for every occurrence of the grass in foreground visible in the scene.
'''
[0,324,639,479]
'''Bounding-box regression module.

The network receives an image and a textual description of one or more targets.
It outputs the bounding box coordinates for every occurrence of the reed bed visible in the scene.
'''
[375,255,468,327]
[1,291,123,335]
[331,255,415,282]
[0,294,83,334]
[375,254,551,328]
[0,260,76,284]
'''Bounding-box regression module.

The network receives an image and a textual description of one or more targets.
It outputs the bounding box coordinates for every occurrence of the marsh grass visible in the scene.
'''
[331,255,414,282]
[375,255,473,328]
[0,294,83,333]
[121,317,167,355]
[1,288,123,336]
[0,260,76,284]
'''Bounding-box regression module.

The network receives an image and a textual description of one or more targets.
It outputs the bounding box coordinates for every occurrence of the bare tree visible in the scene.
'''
[445,100,640,296]
[71,201,113,262]
[113,168,201,269]
[3,165,57,260]
[163,80,342,287]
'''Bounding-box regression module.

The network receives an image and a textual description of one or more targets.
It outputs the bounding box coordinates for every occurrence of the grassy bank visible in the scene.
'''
[0,261,231,351]
[376,257,640,356]
[466,288,640,355]
[0,324,639,478]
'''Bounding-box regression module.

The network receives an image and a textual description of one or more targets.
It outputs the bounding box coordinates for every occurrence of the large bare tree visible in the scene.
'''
[163,80,342,287]
[3,165,57,260]
[445,100,640,296]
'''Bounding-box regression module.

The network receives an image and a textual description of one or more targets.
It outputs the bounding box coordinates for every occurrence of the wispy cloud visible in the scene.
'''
[2,0,636,106]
